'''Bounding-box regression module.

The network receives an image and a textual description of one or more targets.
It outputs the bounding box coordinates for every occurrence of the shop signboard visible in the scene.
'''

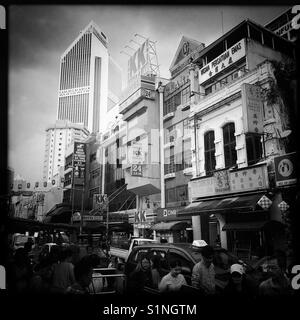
[274,21,293,37]
[241,83,264,134]
[274,152,297,187]
[131,164,143,176]
[73,215,103,222]
[189,164,268,200]
[199,39,246,84]
[93,193,108,210]
[214,170,230,193]
[156,208,178,221]
[230,165,268,192]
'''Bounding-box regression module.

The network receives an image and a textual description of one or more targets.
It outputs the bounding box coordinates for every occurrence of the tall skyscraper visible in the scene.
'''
[43,21,122,183]
[57,21,109,133]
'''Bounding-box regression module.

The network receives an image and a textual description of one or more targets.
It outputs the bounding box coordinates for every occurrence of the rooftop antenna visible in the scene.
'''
[130,39,141,46]
[135,33,147,40]
[120,50,132,57]
[125,45,136,51]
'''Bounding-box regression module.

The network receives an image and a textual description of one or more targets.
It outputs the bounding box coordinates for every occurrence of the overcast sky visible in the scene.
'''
[8,5,289,183]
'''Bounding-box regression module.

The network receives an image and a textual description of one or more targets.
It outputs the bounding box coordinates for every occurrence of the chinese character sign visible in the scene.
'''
[199,39,246,84]
[241,83,264,134]
[214,170,230,192]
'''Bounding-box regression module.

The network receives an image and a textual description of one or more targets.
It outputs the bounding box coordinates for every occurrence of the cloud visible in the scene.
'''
[8,132,45,182]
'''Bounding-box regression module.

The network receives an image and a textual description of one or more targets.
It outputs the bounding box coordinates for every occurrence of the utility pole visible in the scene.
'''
[71,154,75,225]
[80,178,85,235]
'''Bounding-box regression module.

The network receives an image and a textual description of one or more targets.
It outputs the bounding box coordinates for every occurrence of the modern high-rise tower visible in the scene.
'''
[57,21,110,133]
[43,21,122,183]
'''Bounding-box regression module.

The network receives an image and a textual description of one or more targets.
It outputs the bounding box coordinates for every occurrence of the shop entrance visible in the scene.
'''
[208,215,220,246]
[227,230,263,261]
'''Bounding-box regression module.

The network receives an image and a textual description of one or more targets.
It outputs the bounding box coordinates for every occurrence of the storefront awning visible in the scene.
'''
[222,221,267,231]
[178,193,265,216]
[151,221,190,231]
[222,220,285,231]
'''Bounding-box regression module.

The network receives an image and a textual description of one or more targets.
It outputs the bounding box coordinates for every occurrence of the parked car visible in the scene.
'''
[109,237,159,262]
[11,233,35,251]
[125,242,257,294]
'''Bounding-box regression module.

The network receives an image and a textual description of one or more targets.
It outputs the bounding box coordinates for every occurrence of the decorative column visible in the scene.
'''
[134,194,139,237]
[192,215,201,241]
[215,214,227,249]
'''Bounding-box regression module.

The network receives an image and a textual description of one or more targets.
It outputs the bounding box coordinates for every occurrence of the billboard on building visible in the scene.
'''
[241,83,264,134]
[73,142,86,182]
[127,40,149,84]
[199,39,246,84]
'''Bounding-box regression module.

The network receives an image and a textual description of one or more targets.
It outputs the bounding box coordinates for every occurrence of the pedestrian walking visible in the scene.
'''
[9,248,32,293]
[158,260,187,294]
[52,247,75,293]
[66,257,94,294]
[191,245,216,295]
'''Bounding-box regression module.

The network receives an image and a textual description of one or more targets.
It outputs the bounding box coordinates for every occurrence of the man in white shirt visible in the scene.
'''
[158,260,187,293]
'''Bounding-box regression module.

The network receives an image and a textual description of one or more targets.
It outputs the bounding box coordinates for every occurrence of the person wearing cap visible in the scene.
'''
[191,245,215,295]
[223,264,254,296]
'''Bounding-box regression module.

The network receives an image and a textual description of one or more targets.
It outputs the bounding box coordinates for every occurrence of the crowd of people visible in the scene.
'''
[6,241,112,295]
[126,245,295,297]
[6,238,296,297]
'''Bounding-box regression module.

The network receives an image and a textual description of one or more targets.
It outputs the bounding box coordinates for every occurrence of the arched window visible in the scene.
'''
[204,131,216,175]
[223,123,237,168]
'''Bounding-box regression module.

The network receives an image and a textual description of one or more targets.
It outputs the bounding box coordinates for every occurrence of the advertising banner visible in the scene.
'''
[199,39,246,84]
[241,83,264,134]
[128,142,144,164]
[274,152,297,187]
[73,142,86,181]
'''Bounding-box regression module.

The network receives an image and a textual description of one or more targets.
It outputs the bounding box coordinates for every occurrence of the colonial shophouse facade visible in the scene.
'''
[171,19,296,259]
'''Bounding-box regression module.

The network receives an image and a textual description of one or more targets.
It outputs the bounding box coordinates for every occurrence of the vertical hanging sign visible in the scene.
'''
[74,142,86,183]
[241,83,264,134]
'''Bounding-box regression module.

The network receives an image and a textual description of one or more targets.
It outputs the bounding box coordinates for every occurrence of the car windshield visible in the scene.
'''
[172,243,203,262]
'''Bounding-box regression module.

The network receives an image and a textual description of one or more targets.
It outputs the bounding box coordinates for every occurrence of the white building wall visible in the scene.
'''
[90,33,109,134]
[191,61,287,178]
[43,121,89,182]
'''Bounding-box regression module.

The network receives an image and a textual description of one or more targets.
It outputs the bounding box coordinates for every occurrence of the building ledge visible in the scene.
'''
[183,134,192,141]
[163,112,175,122]
[164,172,176,179]
[180,103,191,111]
[183,167,193,175]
